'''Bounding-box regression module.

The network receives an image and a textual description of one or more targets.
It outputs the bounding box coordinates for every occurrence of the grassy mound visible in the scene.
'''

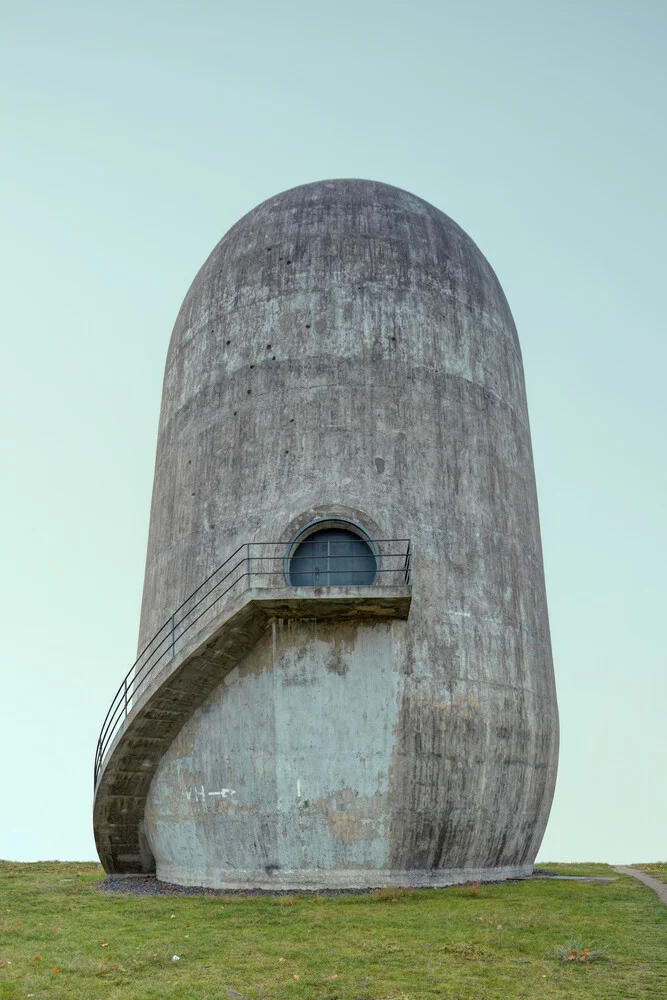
[0,861,665,998]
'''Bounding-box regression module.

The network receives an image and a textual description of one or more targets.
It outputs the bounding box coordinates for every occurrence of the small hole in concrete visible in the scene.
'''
[305,323,311,329]
[226,339,231,345]
[250,364,254,369]
[272,355,276,360]
[247,389,251,395]
[285,450,289,454]
[266,247,271,252]
[266,344,272,350]
[233,410,237,415]
[289,418,294,422]
[286,260,291,264]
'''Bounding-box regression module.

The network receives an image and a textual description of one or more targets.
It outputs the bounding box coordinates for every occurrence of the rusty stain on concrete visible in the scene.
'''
[311,788,386,845]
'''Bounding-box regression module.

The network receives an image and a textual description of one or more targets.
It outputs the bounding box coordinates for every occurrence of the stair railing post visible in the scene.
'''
[123,677,128,718]
[171,613,176,660]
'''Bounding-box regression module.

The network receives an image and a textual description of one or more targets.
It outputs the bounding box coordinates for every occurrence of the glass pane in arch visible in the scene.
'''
[289,528,377,586]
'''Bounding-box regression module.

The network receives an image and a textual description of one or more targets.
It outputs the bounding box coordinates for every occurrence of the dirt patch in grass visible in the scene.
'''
[1,860,666,998]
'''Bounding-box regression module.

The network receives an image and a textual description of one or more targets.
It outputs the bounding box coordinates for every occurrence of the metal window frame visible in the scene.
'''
[284,517,380,586]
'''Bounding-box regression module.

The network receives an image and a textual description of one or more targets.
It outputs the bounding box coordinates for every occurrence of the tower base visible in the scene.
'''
[154,862,534,891]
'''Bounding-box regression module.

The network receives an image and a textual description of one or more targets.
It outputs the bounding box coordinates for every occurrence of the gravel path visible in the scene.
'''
[614,866,667,905]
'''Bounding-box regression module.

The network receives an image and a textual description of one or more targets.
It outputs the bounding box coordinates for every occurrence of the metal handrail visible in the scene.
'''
[94,538,412,786]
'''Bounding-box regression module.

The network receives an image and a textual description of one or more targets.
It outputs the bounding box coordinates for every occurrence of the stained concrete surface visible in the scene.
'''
[146,618,405,887]
[93,587,410,873]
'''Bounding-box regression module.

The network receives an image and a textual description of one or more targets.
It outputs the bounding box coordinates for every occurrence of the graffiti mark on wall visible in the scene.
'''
[185,785,237,802]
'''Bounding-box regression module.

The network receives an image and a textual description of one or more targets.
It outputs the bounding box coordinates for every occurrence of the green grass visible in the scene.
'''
[1,861,666,999]
[630,862,667,885]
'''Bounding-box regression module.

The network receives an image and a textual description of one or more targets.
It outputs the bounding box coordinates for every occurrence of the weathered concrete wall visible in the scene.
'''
[135,179,558,887]
[146,619,403,887]
[93,587,410,874]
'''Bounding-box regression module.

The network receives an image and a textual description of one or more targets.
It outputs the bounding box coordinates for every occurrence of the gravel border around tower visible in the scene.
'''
[95,872,576,897]
[96,875,526,897]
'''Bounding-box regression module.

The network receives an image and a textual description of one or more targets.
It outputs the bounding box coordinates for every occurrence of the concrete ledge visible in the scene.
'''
[249,586,412,622]
[93,585,411,874]
[155,862,534,891]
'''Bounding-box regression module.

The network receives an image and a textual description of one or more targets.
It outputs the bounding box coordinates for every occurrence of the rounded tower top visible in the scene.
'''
[170,178,519,362]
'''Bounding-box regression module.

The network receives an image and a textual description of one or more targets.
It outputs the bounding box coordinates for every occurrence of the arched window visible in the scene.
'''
[288,527,378,587]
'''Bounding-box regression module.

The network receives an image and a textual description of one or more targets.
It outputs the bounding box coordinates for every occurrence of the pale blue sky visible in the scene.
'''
[1,0,665,863]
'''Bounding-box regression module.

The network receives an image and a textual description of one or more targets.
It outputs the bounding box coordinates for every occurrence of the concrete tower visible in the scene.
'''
[94,179,559,889]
